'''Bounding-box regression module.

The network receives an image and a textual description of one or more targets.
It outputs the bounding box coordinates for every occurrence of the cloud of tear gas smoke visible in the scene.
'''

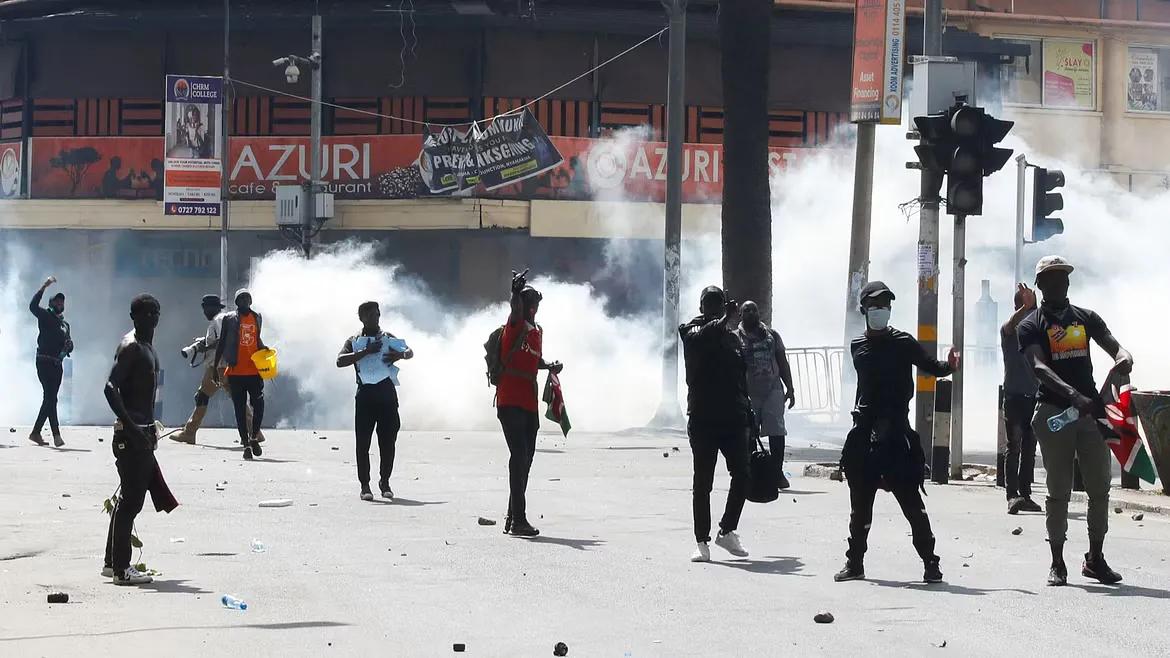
[766,121,1170,450]
[249,242,663,431]
[0,243,43,424]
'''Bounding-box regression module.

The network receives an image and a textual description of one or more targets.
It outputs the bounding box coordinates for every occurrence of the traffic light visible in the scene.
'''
[945,105,1014,216]
[1032,167,1065,241]
[912,102,1014,216]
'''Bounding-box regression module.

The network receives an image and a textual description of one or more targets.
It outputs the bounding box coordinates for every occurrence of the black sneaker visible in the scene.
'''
[250,440,263,457]
[503,515,513,535]
[1082,552,1123,584]
[1020,497,1043,513]
[1007,497,1026,515]
[833,561,864,582]
[243,446,254,461]
[1048,561,1068,586]
[360,487,374,502]
[923,558,943,583]
[510,520,540,537]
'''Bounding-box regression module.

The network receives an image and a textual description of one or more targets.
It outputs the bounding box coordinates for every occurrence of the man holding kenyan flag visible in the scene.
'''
[1018,256,1136,587]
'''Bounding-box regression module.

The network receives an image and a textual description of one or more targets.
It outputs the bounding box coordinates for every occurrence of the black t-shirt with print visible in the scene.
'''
[1016,304,1109,406]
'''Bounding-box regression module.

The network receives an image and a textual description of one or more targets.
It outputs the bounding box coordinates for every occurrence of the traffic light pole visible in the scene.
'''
[1014,153,1027,286]
[915,0,944,459]
[950,213,967,480]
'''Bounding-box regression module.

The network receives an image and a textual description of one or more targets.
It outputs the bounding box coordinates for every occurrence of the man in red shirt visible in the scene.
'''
[497,270,562,537]
[213,289,269,461]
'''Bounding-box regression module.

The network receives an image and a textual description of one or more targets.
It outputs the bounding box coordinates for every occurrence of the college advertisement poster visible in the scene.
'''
[164,74,224,215]
[1127,49,1159,112]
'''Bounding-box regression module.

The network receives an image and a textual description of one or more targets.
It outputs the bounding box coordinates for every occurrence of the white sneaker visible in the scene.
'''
[113,566,153,586]
[101,566,114,578]
[690,542,711,563]
[714,531,749,557]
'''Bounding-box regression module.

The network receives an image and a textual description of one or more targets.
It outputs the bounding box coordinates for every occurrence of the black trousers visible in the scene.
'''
[227,375,265,442]
[689,421,750,544]
[846,476,936,564]
[355,380,401,487]
[34,357,63,436]
[1003,394,1038,500]
[103,439,156,572]
[498,406,539,523]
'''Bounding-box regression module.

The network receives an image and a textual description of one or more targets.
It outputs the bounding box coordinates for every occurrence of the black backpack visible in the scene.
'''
[484,325,526,386]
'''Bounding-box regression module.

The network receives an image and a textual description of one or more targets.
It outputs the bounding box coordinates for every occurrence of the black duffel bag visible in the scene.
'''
[746,425,779,504]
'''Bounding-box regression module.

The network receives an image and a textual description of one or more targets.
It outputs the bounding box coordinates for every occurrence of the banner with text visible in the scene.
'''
[30,134,808,204]
[164,75,223,216]
[849,0,905,124]
[417,109,563,194]
[1043,40,1095,110]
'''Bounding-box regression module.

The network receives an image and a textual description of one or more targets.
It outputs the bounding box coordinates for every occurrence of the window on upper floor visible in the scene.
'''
[1126,45,1170,113]
[1002,37,1096,110]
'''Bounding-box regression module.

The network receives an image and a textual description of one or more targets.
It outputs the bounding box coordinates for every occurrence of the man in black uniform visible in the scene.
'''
[681,286,752,563]
[336,301,413,502]
[102,294,163,586]
[28,275,72,447]
[834,281,959,584]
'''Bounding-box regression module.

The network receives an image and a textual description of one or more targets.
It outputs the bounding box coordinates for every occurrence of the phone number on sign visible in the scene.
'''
[166,203,221,216]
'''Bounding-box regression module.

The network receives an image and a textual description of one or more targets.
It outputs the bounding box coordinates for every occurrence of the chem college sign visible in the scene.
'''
[850,0,905,124]
[27,135,807,205]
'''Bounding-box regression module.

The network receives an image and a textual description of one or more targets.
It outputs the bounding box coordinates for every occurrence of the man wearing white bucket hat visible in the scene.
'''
[213,288,270,461]
[1018,255,1134,587]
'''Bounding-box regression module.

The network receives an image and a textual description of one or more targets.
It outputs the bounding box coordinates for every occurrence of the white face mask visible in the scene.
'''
[865,307,892,331]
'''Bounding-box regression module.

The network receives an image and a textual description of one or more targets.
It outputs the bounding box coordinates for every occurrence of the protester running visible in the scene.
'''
[173,294,259,445]
[494,269,562,537]
[29,275,72,447]
[681,286,752,563]
[834,281,957,584]
[213,288,269,460]
[735,300,796,490]
[1001,283,1042,515]
[1018,256,1133,586]
[102,294,177,586]
[337,301,413,501]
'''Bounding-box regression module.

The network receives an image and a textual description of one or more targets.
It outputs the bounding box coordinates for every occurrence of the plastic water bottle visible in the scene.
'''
[1047,407,1080,433]
[250,539,267,553]
[221,594,248,611]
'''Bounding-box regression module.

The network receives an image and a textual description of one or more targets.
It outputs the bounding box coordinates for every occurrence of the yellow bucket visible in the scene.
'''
[251,348,278,380]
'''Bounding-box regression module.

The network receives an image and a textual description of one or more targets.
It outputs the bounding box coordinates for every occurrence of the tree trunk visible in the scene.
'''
[719,0,773,323]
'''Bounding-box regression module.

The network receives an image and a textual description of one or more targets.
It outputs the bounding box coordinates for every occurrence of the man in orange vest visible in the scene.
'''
[213,288,269,461]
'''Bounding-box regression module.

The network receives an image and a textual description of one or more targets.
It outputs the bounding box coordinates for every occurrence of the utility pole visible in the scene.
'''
[651,0,686,427]
[1014,153,1027,286]
[306,13,322,259]
[220,0,231,302]
[950,213,966,479]
[842,122,875,409]
[914,0,944,457]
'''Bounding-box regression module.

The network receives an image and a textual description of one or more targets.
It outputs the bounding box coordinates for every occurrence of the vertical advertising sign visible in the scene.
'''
[164,74,223,215]
[1127,48,1159,112]
[849,0,905,124]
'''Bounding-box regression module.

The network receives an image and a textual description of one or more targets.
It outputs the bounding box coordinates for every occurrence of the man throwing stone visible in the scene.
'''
[735,300,796,490]
[1018,255,1132,586]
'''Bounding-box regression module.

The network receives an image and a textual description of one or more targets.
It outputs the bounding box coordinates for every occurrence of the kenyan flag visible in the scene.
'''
[542,372,571,437]
[1098,370,1157,484]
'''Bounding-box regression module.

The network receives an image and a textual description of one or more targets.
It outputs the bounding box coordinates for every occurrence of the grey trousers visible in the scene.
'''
[1032,402,1112,546]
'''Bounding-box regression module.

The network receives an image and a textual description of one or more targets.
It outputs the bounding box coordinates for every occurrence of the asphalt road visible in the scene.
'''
[2,426,1168,657]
